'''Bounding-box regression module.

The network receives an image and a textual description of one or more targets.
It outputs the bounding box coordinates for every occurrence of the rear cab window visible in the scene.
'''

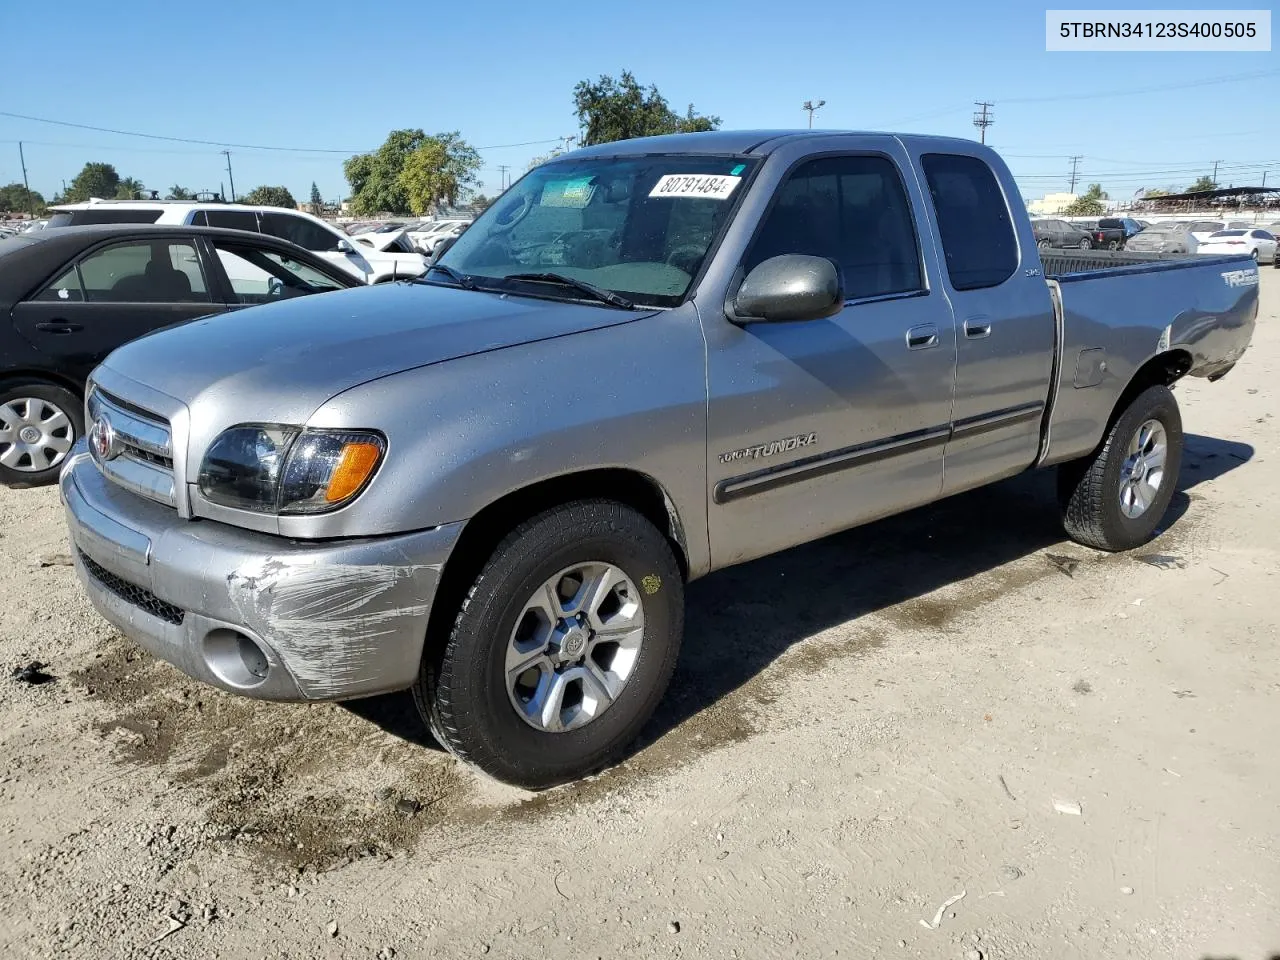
[920,153,1017,290]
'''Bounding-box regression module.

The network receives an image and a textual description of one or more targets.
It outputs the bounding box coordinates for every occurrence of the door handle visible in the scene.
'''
[906,324,939,350]
[34,321,84,335]
[964,318,992,339]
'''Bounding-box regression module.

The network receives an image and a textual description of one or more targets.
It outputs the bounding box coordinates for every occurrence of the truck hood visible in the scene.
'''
[98,282,650,432]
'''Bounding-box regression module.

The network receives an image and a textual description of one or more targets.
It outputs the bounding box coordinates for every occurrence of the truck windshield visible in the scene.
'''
[436,155,757,307]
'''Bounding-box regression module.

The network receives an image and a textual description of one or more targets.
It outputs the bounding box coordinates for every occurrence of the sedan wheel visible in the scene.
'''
[0,383,83,487]
[1078,237,1092,250]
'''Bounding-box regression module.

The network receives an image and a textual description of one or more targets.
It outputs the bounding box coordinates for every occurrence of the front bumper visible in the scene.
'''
[60,448,464,701]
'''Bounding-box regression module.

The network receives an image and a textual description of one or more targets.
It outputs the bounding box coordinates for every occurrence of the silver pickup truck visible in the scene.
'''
[60,131,1258,788]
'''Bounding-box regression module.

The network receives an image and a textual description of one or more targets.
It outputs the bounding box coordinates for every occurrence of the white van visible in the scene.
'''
[47,200,426,284]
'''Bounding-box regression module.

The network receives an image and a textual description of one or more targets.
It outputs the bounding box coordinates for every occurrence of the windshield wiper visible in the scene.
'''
[417,263,477,290]
[503,272,635,309]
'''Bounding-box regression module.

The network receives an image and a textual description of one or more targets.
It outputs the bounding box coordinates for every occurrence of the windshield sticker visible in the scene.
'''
[649,174,741,200]
[730,163,746,175]
[541,177,596,208]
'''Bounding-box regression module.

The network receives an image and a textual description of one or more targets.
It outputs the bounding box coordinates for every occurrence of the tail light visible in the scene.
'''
[1095,232,1104,241]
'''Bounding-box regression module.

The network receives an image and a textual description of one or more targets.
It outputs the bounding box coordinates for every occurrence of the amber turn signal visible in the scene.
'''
[325,442,383,503]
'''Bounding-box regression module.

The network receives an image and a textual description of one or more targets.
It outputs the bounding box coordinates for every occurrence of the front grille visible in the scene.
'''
[79,550,185,625]
[88,388,177,508]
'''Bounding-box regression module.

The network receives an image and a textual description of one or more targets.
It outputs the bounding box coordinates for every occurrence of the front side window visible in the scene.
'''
[438,155,757,307]
[744,155,923,301]
[75,240,210,303]
[213,242,346,304]
[259,213,341,252]
[920,153,1018,291]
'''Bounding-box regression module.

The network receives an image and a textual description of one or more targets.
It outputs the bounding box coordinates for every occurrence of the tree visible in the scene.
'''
[62,162,121,203]
[309,181,323,212]
[471,194,494,213]
[343,129,431,215]
[1188,175,1217,193]
[166,185,194,200]
[1140,187,1170,199]
[399,133,483,215]
[1064,182,1107,216]
[115,177,145,200]
[572,71,720,146]
[0,182,45,214]
[239,185,297,208]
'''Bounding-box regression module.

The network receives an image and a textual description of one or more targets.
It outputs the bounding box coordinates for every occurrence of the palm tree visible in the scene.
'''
[166,185,194,200]
[115,178,145,200]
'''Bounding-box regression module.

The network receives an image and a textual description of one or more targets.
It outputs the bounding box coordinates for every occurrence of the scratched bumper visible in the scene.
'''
[60,448,463,701]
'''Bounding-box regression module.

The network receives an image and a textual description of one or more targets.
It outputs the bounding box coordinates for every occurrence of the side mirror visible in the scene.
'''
[429,235,459,263]
[336,238,354,254]
[732,254,843,323]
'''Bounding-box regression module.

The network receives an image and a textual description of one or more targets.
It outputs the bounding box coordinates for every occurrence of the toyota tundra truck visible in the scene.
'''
[59,131,1258,788]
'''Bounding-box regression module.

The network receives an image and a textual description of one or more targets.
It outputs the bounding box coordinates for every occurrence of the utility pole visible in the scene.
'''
[497,165,511,191]
[802,99,826,129]
[559,135,576,154]
[17,141,34,217]
[1068,155,1083,193]
[1211,159,1220,186]
[972,102,994,144]
[221,150,236,202]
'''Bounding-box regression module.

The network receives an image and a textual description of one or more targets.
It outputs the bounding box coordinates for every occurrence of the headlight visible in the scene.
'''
[198,424,385,515]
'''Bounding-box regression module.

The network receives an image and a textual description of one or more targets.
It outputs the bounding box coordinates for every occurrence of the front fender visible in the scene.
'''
[300,303,712,575]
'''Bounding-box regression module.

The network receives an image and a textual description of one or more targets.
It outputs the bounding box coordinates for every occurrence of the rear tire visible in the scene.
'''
[1037,238,1051,251]
[0,381,83,488]
[1078,237,1092,250]
[413,500,683,789]
[1057,384,1183,551]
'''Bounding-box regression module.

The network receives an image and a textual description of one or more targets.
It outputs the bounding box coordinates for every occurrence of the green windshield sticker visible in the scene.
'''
[541,177,596,208]
[730,164,746,175]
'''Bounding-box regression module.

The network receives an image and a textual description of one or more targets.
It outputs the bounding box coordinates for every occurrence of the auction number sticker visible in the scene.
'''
[649,174,741,200]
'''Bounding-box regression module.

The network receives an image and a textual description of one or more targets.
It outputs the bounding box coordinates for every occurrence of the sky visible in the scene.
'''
[2,0,1276,207]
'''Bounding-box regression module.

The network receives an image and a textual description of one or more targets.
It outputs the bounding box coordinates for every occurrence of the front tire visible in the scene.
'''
[414,500,683,789]
[0,381,83,487]
[1079,237,1093,250]
[1057,384,1183,551]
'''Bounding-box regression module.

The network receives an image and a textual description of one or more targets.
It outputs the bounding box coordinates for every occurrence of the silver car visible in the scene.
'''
[1125,221,1199,254]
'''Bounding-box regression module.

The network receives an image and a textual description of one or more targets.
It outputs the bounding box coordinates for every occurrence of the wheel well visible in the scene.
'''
[0,371,84,400]
[423,469,690,659]
[1107,349,1192,433]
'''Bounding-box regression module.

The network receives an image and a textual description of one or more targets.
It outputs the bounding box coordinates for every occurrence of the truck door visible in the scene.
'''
[702,144,958,568]
[913,151,1057,496]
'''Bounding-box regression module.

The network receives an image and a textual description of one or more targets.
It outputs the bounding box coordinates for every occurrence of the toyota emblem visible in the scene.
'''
[89,416,118,461]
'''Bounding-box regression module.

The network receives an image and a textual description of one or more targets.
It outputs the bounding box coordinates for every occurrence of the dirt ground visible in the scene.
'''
[2,274,1277,960]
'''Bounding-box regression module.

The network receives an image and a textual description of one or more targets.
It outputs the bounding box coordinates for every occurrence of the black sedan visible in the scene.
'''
[1031,218,1095,251]
[0,224,361,486]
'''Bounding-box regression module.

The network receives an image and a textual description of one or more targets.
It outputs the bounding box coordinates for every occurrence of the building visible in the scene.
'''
[1025,192,1078,216]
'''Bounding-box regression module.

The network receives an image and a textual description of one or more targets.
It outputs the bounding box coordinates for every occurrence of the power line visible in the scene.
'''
[972,102,993,144]
[999,68,1278,104]
[0,111,563,155]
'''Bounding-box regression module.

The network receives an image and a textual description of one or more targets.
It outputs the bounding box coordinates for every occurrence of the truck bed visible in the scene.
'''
[1040,250,1259,466]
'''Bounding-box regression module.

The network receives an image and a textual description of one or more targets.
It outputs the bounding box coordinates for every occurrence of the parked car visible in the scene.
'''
[1091,217,1145,250]
[0,224,360,485]
[1125,221,1199,254]
[61,131,1257,788]
[1195,228,1277,264]
[407,219,472,256]
[46,201,426,284]
[1032,218,1094,250]
[1186,220,1226,244]
[351,223,419,253]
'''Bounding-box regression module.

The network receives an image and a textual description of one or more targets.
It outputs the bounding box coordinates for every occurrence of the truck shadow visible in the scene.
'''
[345,434,1252,757]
